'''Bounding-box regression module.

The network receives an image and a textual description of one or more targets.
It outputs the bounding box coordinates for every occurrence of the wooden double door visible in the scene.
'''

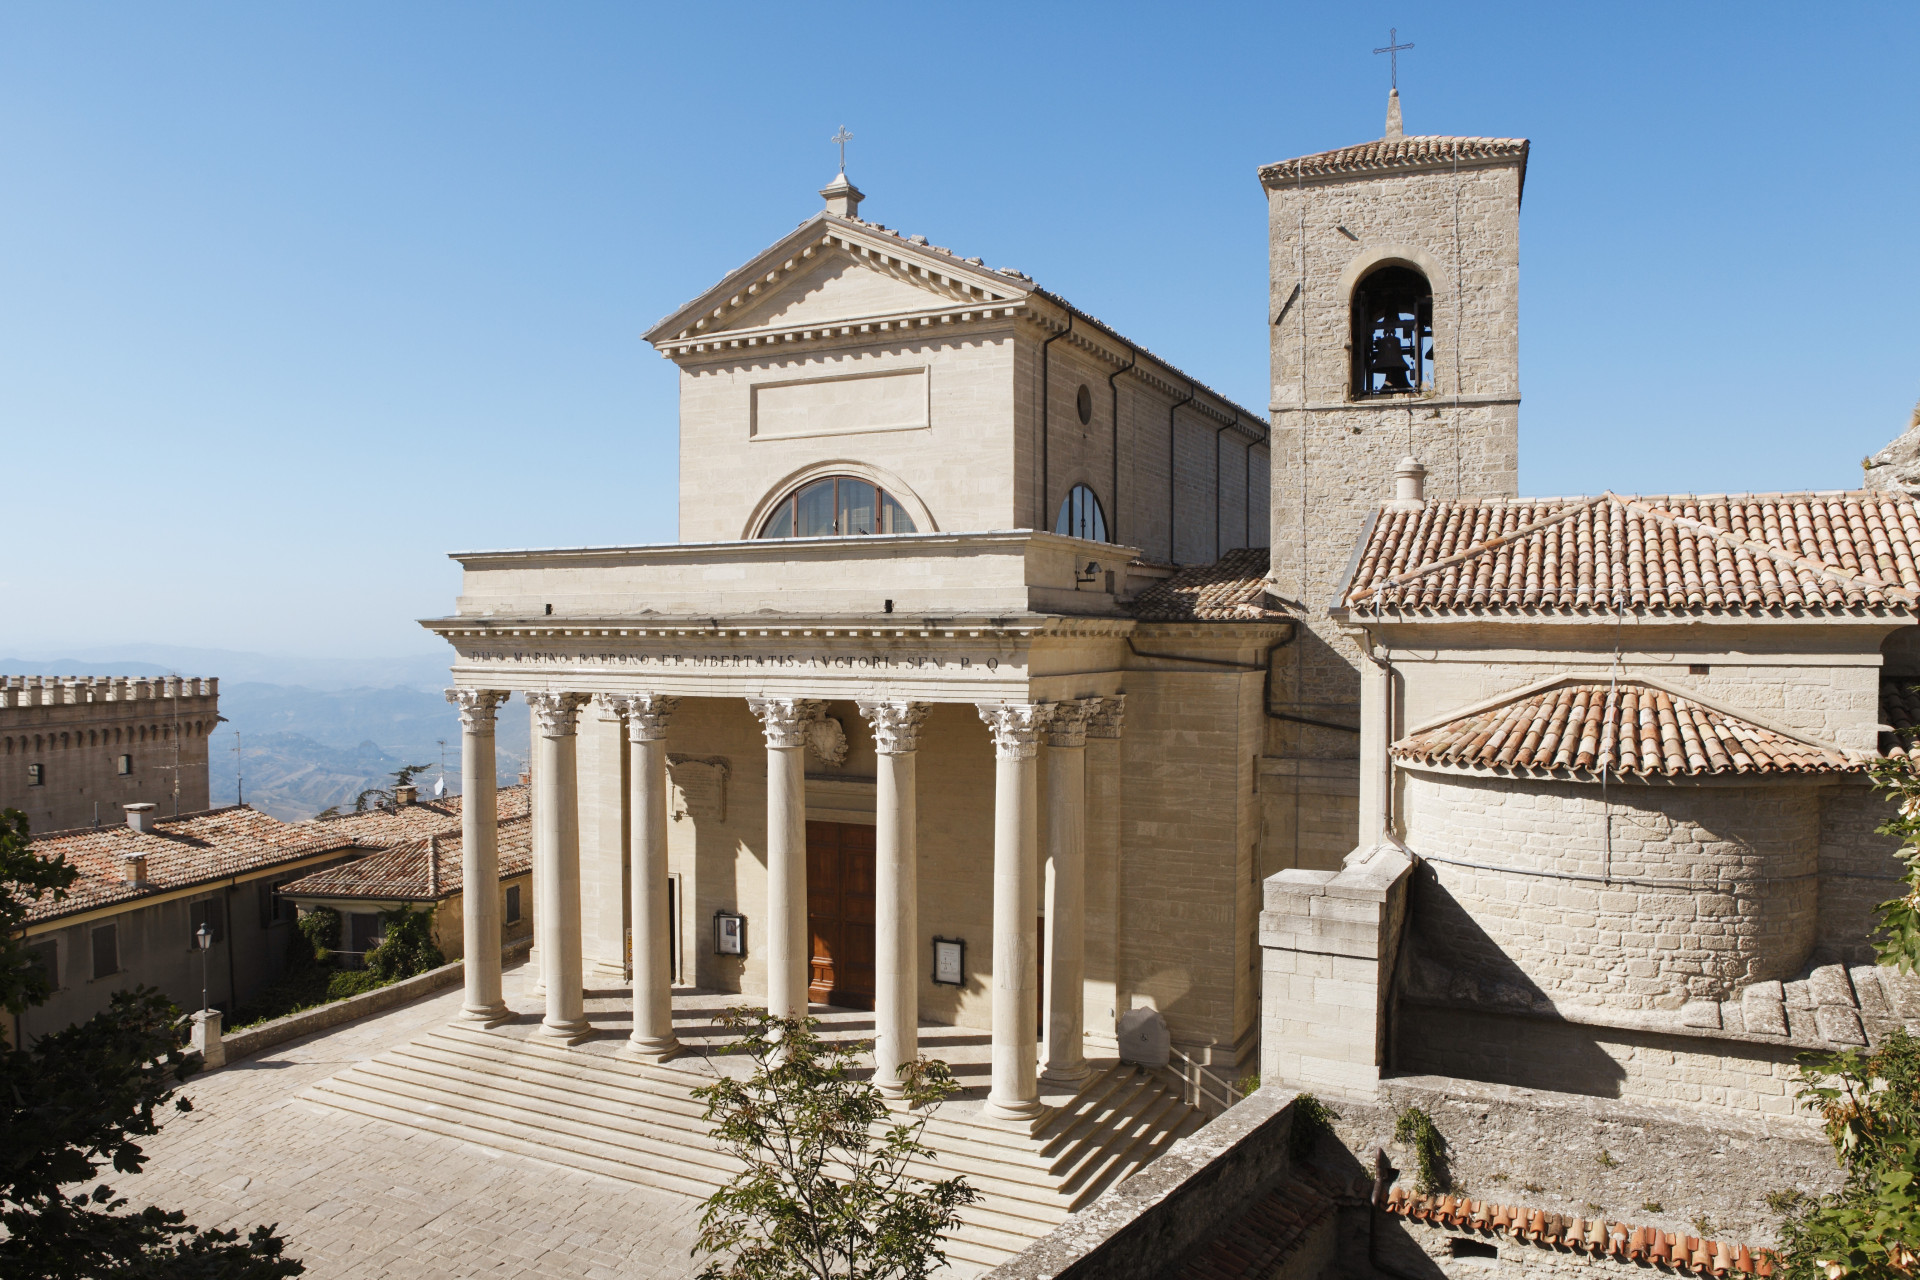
[807,821,876,1010]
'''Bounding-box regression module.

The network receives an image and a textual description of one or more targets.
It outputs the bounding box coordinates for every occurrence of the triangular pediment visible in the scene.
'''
[644,213,1031,348]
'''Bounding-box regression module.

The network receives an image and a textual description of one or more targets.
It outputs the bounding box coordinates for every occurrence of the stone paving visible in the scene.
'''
[112,962,709,1280]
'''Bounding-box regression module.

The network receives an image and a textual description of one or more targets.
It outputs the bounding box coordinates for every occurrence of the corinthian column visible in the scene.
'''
[610,693,680,1060]
[976,701,1054,1124]
[527,691,591,1042]
[449,688,511,1024]
[749,698,825,1018]
[858,699,929,1096]
[1042,697,1100,1085]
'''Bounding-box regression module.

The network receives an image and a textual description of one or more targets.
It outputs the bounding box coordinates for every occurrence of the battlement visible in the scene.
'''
[0,675,219,711]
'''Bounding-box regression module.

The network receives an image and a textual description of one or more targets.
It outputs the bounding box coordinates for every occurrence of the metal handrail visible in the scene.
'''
[1166,1044,1243,1116]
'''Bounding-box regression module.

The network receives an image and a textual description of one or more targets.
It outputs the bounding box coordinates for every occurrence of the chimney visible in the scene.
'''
[820,171,864,220]
[1389,456,1428,511]
[1385,87,1404,141]
[124,802,157,835]
[394,783,418,806]
[123,850,149,887]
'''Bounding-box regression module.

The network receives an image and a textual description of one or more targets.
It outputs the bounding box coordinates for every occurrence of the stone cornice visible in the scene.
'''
[423,615,1140,643]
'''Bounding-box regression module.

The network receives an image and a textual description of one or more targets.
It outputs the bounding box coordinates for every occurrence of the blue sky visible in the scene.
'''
[2,3,1916,662]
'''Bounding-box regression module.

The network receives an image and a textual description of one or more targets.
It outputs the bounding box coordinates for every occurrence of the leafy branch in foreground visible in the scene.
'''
[691,1007,975,1280]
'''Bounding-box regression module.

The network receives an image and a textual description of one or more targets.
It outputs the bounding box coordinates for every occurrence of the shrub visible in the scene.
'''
[1394,1105,1450,1194]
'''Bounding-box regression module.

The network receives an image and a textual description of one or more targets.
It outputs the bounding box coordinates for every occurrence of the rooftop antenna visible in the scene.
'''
[434,737,448,799]
[152,671,186,817]
[232,729,244,808]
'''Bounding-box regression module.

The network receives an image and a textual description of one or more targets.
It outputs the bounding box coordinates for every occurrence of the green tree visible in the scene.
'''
[0,807,302,1278]
[691,1008,976,1280]
[346,764,433,815]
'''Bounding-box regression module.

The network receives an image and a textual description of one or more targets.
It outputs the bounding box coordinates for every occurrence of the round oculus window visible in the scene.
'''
[1076,384,1093,425]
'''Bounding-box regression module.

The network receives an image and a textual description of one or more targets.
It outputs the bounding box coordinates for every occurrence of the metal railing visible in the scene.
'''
[1165,1044,1244,1117]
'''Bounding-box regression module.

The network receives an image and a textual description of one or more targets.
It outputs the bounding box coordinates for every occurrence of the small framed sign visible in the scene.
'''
[714,910,746,957]
[931,936,965,987]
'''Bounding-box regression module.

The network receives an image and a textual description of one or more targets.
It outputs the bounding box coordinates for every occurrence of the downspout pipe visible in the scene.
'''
[1213,414,1238,560]
[1107,342,1136,544]
[1167,381,1196,563]
[1039,312,1074,532]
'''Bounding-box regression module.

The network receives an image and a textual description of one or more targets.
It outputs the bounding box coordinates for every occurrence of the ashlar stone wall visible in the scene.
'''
[1403,771,1821,1011]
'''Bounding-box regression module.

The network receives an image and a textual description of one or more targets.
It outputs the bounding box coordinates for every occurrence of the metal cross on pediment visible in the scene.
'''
[831,126,853,172]
[1374,28,1414,90]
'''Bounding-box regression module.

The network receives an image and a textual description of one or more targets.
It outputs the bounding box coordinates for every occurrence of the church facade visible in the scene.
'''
[427,90,1920,1155]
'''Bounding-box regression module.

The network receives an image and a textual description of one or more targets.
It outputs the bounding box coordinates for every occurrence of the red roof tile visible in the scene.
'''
[1259,135,1528,185]
[278,814,532,902]
[22,807,360,924]
[302,783,529,844]
[1394,681,1860,779]
[1382,1185,1772,1275]
[1343,491,1920,616]
[1127,548,1290,622]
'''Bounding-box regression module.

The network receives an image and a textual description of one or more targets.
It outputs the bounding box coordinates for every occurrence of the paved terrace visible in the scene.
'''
[112,964,1103,1278]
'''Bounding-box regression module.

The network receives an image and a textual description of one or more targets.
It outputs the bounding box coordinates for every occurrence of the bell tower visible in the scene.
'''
[1254,91,1527,867]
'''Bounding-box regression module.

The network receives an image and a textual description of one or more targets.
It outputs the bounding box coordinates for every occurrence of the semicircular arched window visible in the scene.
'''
[1054,484,1109,543]
[756,475,919,539]
[1351,264,1434,397]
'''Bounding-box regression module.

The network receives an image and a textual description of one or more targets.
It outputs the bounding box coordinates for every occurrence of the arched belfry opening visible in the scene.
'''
[1351,264,1434,397]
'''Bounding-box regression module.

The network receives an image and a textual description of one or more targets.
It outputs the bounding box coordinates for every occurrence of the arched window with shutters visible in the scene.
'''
[1351,264,1433,397]
[1054,484,1108,543]
[755,474,919,539]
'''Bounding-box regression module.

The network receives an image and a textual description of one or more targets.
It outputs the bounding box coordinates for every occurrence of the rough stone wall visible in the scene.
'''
[1259,758,1361,876]
[1349,1072,1837,1249]
[1817,782,1903,964]
[0,676,218,834]
[1403,772,1821,1010]
[1395,1003,1810,1120]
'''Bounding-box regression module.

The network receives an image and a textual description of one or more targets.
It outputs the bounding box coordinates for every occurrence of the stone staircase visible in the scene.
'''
[302,1022,1206,1273]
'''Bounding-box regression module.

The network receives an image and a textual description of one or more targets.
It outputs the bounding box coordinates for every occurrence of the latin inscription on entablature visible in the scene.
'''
[457,649,1007,674]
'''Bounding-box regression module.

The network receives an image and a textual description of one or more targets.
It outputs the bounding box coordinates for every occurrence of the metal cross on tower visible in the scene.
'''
[1374,28,1414,90]
[831,125,852,172]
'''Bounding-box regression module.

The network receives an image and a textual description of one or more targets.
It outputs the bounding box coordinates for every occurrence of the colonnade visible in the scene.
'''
[447,685,1123,1123]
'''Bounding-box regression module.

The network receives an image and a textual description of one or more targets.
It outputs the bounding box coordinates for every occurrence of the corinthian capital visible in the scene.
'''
[446,688,510,731]
[748,697,827,749]
[976,702,1055,761]
[1045,697,1103,749]
[603,692,679,742]
[858,700,930,755]
[525,691,590,738]
[1085,693,1126,740]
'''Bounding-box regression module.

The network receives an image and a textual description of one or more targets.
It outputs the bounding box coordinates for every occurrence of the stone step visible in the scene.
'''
[307,1019,1207,1273]
[303,1078,725,1202]
[310,1069,739,1189]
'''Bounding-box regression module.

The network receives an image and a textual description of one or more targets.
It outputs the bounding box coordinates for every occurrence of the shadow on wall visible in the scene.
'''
[1393,866,1628,1098]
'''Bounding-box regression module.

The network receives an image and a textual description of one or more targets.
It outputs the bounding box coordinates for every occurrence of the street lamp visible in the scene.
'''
[195,922,212,1013]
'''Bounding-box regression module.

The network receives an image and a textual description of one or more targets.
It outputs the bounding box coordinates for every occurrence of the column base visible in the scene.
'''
[456,1002,513,1028]
[1041,1061,1093,1087]
[979,1097,1050,1132]
[617,1036,683,1064]
[534,1019,592,1045]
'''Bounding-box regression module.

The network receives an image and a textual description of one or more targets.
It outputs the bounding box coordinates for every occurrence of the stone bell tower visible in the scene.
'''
[1252,91,1527,869]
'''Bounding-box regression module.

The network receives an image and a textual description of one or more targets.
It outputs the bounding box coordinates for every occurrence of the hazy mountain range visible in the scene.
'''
[2,648,530,821]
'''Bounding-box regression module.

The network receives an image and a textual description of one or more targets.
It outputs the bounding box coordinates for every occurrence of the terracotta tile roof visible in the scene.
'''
[1382,1186,1773,1275]
[1171,1170,1337,1280]
[21,807,360,925]
[278,813,532,902]
[1394,681,1859,779]
[1127,548,1291,622]
[1258,135,1528,185]
[1883,675,1920,758]
[1343,491,1920,616]
[302,784,529,844]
